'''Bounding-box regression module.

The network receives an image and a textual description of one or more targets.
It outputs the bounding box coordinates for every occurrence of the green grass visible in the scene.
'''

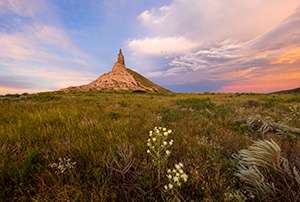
[0,91,299,201]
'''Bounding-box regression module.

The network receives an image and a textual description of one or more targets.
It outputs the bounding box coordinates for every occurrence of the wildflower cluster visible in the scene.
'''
[164,163,188,190]
[147,127,173,161]
[49,157,77,174]
[289,105,300,119]
[157,115,162,122]
[147,127,173,184]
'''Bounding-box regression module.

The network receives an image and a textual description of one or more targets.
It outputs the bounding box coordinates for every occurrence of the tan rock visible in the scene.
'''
[60,49,171,93]
[117,49,125,65]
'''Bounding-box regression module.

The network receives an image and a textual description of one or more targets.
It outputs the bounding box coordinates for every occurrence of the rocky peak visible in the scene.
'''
[112,48,126,72]
[59,49,171,93]
[117,49,125,65]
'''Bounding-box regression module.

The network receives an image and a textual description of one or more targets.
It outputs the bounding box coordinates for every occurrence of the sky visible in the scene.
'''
[1,0,300,95]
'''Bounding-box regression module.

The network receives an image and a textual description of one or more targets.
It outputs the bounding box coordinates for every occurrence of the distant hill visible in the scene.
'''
[270,87,300,95]
[60,49,171,93]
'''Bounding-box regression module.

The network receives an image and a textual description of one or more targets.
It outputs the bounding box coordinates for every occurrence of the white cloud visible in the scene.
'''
[128,0,300,57]
[128,36,198,55]
[138,5,171,26]
[127,0,300,92]
[55,79,92,88]
[0,0,45,17]
[135,0,299,43]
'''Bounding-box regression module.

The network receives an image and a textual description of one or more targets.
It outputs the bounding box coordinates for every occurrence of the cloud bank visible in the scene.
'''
[128,0,300,93]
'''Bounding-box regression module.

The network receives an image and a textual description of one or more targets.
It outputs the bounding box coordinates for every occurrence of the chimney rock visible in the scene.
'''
[112,49,126,72]
[117,49,125,65]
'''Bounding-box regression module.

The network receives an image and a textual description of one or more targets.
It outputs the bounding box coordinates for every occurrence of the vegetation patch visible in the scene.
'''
[0,92,299,201]
[175,98,215,110]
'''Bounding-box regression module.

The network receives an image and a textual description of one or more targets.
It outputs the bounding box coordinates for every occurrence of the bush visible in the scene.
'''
[160,107,183,123]
[106,112,119,120]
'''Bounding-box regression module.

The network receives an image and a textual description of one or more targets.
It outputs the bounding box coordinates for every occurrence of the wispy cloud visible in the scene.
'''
[128,0,300,93]
[128,36,198,55]
[0,0,97,94]
[0,75,37,89]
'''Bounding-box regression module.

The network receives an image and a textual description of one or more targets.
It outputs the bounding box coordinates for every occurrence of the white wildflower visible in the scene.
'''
[173,176,179,182]
[181,174,188,182]
[50,157,77,174]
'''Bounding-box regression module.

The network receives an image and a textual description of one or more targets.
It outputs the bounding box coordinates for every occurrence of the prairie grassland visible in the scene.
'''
[0,91,299,201]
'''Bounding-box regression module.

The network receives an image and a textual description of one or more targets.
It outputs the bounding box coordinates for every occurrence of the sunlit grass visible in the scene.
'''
[0,91,299,201]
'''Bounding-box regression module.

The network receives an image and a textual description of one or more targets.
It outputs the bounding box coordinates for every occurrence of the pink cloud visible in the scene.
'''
[0,0,96,94]
[0,86,51,95]
[130,0,300,55]
[219,82,300,93]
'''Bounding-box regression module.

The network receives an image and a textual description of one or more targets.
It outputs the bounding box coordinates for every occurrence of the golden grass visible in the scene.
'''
[0,91,299,201]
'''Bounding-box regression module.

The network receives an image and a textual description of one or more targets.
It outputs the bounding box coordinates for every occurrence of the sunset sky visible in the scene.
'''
[1,0,300,94]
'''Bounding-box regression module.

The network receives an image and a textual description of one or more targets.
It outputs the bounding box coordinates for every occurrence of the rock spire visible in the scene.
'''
[59,49,171,93]
[112,48,126,72]
[117,49,125,65]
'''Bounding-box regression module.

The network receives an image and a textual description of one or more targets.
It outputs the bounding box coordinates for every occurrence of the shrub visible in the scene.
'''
[118,101,127,107]
[104,143,144,201]
[105,112,119,120]
[160,107,183,123]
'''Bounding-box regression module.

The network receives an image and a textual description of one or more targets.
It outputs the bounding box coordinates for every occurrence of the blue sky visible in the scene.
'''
[1,0,300,94]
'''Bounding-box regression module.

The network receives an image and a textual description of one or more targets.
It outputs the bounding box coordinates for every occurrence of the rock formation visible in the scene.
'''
[118,49,125,65]
[112,49,126,72]
[60,49,171,93]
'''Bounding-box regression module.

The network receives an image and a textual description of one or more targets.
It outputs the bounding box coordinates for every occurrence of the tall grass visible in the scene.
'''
[0,91,299,201]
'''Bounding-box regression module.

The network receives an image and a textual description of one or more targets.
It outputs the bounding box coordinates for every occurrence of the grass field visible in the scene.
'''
[0,91,299,201]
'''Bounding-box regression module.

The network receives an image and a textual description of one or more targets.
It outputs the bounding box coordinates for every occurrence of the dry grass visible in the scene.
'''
[234,139,300,201]
[0,91,299,201]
